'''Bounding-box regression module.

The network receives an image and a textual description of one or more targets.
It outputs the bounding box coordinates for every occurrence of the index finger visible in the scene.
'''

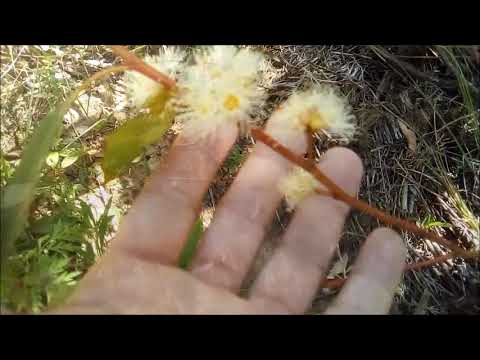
[110,123,238,265]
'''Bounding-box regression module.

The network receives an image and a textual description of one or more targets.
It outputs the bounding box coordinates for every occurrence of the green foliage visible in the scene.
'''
[1,169,113,313]
[101,92,175,182]
[79,198,114,257]
[0,62,116,313]
[420,214,451,230]
[32,57,69,108]
[46,148,83,169]
[178,218,204,270]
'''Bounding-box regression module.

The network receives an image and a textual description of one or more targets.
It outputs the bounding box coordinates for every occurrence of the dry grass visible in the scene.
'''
[1,45,479,314]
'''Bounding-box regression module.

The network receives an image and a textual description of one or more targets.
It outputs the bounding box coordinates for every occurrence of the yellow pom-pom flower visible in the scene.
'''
[176,46,266,138]
[125,47,185,109]
[272,85,356,139]
[278,166,320,209]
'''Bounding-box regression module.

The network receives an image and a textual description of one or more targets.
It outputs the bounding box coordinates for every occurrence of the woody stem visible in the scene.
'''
[251,127,470,257]
[110,45,176,90]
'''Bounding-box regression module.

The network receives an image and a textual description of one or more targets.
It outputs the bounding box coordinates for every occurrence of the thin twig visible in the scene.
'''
[110,45,176,90]
[405,250,480,271]
[251,127,470,257]
[321,250,480,289]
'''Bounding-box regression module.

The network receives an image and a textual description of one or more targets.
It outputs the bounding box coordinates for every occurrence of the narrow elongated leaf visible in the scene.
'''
[178,218,204,270]
[1,66,124,269]
[1,109,66,266]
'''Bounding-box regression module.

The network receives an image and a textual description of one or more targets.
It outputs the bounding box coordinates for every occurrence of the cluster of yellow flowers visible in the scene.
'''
[177,46,266,137]
[126,45,356,209]
[125,47,185,109]
[126,46,355,139]
[278,167,321,209]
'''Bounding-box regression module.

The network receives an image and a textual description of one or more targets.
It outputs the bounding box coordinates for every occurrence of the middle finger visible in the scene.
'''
[190,117,307,292]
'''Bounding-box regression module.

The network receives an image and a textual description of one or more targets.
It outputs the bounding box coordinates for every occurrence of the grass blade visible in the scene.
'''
[1,108,65,266]
[178,218,204,270]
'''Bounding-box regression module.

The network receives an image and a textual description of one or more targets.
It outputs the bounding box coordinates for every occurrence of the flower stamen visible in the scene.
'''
[224,95,240,111]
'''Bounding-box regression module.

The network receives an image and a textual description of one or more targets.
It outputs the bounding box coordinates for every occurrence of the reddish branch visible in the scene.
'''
[405,249,479,271]
[110,46,176,90]
[251,127,470,257]
[322,250,480,290]
[251,127,480,289]
[321,253,456,290]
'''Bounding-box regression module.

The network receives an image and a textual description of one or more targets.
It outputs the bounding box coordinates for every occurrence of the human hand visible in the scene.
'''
[53,115,406,314]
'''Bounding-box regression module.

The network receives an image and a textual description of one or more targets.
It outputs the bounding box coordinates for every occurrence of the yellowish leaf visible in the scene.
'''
[398,121,417,153]
[101,92,176,182]
[46,152,59,168]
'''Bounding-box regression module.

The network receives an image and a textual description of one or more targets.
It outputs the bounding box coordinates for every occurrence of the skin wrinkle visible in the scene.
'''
[251,245,328,313]
[219,174,279,226]
[192,226,264,290]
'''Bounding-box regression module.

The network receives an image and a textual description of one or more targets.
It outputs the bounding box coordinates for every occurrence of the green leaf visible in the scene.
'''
[1,110,64,267]
[101,92,175,182]
[425,221,451,229]
[46,152,60,168]
[61,154,80,168]
[178,218,204,270]
[59,148,82,168]
[95,198,113,256]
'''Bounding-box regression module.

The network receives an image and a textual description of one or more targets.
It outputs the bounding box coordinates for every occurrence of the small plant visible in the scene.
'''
[0,61,120,312]
[1,168,114,313]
